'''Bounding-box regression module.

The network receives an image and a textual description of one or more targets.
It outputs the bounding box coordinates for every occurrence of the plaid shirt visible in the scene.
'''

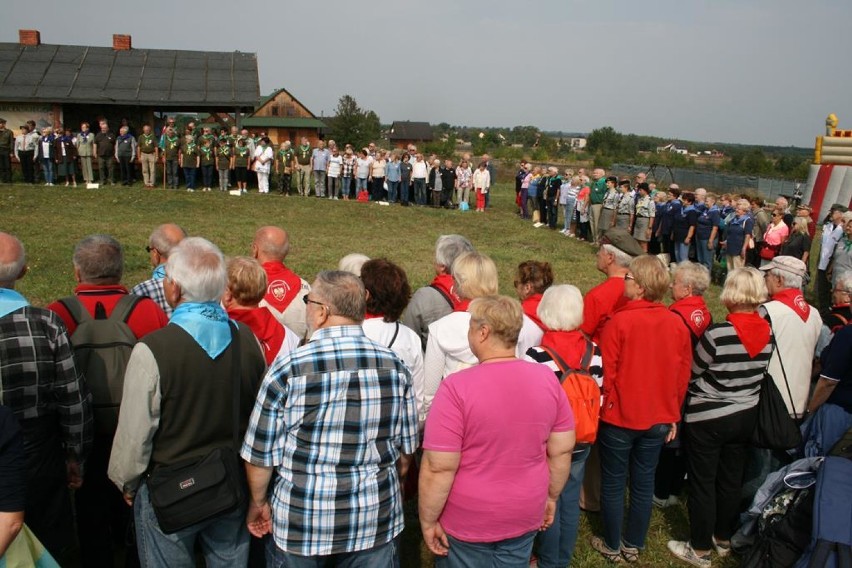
[130,277,172,316]
[241,324,418,556]
[0,306,93,460]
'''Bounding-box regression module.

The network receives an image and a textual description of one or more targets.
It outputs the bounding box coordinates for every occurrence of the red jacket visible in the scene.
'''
[599,300,691,430]
[227,306,285,366]
[47,284,168,338]
[581,276,628,342]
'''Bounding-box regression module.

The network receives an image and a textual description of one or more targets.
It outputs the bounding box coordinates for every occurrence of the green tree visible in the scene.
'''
[327,95,381,149]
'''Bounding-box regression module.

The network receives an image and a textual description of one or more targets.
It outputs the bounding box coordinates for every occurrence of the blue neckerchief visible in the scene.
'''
[0,289,30,318]
[152,264,166,279]
[119,133,133,142]
[60,135,74,144]
[169,302,232,359]
[682,204,696,216]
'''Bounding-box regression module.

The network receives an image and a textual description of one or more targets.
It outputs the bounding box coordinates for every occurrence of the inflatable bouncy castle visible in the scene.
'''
[802,113,852,221]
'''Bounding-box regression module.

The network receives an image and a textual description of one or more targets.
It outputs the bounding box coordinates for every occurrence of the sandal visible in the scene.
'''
[590,536,624,563]
[620,544,640,563]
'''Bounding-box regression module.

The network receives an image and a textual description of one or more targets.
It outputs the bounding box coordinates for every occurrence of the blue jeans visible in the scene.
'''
[674,240,690,263]
[413,178,426,205]
[437,530,536,568]
[537,445,591,568]
[400,179,411,203]
[341,176,352,198]
[266,536,397,568]
[562,198,577,232]
[356,177,369,192]
[696,238,715,271]
[183,167,197,189]
[134,482,249,568]
[387,180,400,203]
[599,422,670,550]
[166,159,179,187]
[41,158,54,184]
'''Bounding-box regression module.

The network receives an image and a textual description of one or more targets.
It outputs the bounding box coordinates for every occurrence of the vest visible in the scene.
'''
[145,323,265,469]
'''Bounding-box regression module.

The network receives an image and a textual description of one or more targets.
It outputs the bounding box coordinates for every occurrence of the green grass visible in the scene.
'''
[2,181,741,567]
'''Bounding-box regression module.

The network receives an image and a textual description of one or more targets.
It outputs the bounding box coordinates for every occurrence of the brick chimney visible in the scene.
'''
[19,29,41,47]
[113,34,132,51]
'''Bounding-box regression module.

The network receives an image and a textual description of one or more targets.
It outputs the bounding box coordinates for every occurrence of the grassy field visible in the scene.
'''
[2,181,740,567]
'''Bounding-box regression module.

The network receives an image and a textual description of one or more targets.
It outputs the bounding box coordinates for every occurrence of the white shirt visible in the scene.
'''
[327,154,343,178]
[819,221,844,270]
[411,160,428,179]
[253,146,273,173]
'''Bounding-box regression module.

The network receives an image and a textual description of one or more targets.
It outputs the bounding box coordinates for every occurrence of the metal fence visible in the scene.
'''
[611,163,802,200]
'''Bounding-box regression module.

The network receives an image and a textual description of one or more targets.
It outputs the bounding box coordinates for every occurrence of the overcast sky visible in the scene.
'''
[4,0,851,147]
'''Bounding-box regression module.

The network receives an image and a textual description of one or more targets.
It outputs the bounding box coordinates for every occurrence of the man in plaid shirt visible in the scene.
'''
[130,222,186,316]
[241,270,418,566]
[0,232,93,557]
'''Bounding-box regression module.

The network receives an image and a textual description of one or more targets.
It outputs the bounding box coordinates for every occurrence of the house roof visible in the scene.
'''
[241,117,326,129]
[388,121,433,141]
[255,88,319,117]
[0,42,260,108]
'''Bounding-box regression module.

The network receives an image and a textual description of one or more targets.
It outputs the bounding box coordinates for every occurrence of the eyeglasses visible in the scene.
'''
[302,295,327,310]
[624,274,635,281]
[145,246,156,253]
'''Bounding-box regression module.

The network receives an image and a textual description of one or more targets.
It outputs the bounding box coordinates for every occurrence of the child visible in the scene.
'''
[234,138,250,193]
[216,138,232,192]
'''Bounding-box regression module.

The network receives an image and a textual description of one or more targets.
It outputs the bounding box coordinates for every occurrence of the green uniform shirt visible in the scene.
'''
[180,143,199,168]
[590,177,607,205]
[234,146,250,168]
[199,146,215,166]
[296,144,312,166]
[278,148,295,168]
[138,133,157,154]
[163,136,180,160]
[216,145,232,169]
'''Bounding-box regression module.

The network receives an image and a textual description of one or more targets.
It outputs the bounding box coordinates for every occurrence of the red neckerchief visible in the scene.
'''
[261,261,302,314]
[522,294,548,331]
[226,306,285,366]
[431,273,461,309]
[670,296,712,338]
[772,288,810,322]
[726,312,771,358]
[364,313,384,320]
[454,299,472,313]
[540,330,589,369]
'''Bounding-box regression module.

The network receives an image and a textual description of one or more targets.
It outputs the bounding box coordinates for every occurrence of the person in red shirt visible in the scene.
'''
[222,256,298,366]
[251,226,310,341]
[591,255,691,564]
[515,260,554,332]
[47,234,167,567]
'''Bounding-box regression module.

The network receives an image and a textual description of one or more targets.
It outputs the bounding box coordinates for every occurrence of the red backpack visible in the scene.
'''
[541,339,601,444]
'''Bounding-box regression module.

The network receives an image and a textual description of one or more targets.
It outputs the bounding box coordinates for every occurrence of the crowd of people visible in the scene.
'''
[1,203,851,567]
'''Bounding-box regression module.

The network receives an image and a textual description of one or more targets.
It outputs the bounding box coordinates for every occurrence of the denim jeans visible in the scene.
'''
[183,167,197,189]
[400,180,411,204]
[266,536,397,568]
[674,241,690,263]
[41,158,55,184]
[598,421,670,550]
[413,178,426,205]
[387,180,400,203]
[313,170,326,197]
[134,482,249,568]
[356,177,369,193]
[562,198,577,232]
[537,445,591,568]
[696,238,715,271]
[166,159,179,187]
[437,530,536,568]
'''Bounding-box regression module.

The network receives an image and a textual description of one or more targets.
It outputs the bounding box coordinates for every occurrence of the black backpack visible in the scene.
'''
[59,295,142,437]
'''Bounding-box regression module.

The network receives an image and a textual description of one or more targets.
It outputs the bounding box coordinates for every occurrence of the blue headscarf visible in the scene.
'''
[0,289,29,318]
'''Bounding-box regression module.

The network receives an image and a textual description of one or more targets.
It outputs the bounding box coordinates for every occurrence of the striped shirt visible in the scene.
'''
[685,322,772,422]
[241,324,419,556]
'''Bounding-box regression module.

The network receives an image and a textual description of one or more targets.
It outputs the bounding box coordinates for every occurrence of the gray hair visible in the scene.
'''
[149,224,187,259]
[0,234,26,287]
[672,261,711,296]
[312,270,365,322]
[166,237,226,303]
[435,234,475,271]
[601,244,632,268]
[73,235,124,285]
[537,285,584,331]
[834,272,852,294]
[769,267,803,291]
[338,253,371,277]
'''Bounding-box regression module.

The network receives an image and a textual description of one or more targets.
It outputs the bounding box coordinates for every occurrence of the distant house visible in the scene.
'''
[569,137,587,150]
[0,30,259,135]
[657,143,689,155]
[241,88,326,146]
[388,121,433,149]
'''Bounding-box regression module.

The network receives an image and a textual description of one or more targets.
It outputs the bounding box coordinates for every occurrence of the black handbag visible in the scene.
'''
[147,324,245,534]
[751,327,802,450]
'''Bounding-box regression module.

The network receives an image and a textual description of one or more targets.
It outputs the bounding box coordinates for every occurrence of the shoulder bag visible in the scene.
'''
[751,326,803,450]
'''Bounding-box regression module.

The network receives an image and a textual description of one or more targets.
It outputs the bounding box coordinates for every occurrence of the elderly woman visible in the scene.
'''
[419,295,575,567]
[515,260,555,332]
[526,285,604,568]
[668,267,772,567]
[695,193,721,271]
[780,216,812,263]
[422,252,541,422]
[760,208,790,265]
[591,255,691,564]
[472,161,491,212]
[360,259,425,425]
[222,256,298,366]
[831,211,852,287]
[722,198,754,270]
[337,253,370,277]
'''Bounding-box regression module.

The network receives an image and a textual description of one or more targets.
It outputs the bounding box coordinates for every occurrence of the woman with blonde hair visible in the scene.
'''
[668,267,772,567]
[780,216,812,263]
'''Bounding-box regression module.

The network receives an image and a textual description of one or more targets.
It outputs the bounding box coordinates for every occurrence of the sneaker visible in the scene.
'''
[711,537,731,558]
[667,541,711,568]
[653,495,679,508]
[533,222,544,228]
[590,536,624,563]
[186,188,194,192]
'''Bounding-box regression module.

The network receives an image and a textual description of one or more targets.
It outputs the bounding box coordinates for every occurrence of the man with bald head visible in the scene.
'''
[131,223,187,316]
[252,226,310,339]
[0,232,93,557]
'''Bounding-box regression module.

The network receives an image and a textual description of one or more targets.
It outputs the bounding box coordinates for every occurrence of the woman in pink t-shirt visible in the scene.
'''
[419,295,575,567]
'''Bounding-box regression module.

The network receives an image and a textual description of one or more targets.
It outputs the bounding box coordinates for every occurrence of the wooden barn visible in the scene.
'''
[0,29,260,135]
[388,121,434,149]
[241,88,326,146]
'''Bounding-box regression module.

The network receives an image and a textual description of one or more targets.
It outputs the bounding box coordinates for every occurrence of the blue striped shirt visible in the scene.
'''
[241,324,418,556]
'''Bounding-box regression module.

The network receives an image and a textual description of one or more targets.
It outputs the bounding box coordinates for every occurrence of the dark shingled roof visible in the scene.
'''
[388,121,433,141]
[0,42,260,108]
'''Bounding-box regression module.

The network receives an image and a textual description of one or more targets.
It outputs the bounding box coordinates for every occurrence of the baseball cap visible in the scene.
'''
[758,256,807,278]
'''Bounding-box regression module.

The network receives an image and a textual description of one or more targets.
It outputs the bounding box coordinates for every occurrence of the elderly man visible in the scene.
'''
[115,125,137,186]
[108,237,267,566]
[310,139,330,198]
[94,121,117,186]
[46,234,167,566]
[161,126,181,189]
[252,226,310,339]
[242,270,418,566]
[0,232,93,557]
[588,168,608,243]
[0,118,12,183]
[817,205,848,313]
[275,140,296,195]
[296,137,312,196]
[401,234,475,350]
[131,223,187,316]
[137,124,159,188]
